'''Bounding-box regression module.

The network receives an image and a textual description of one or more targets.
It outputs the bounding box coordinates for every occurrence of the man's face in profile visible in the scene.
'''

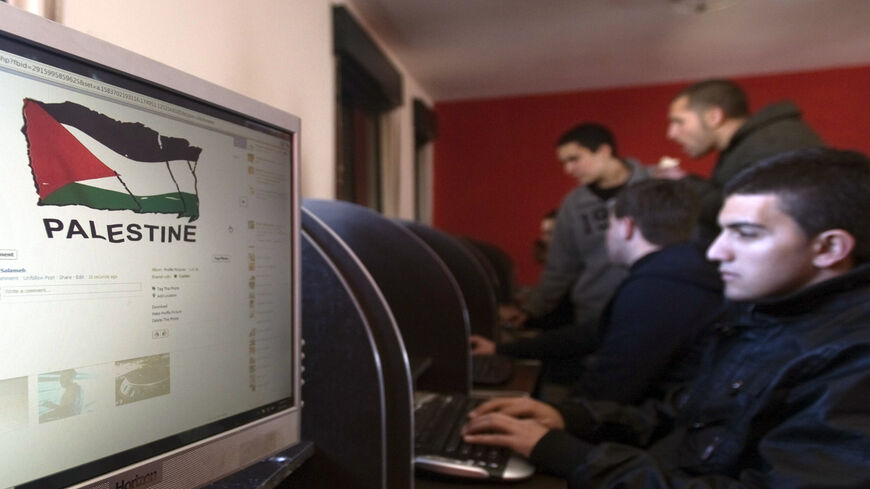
[707,193,820,301]
[556,142,608,186]
[667,95,717,158]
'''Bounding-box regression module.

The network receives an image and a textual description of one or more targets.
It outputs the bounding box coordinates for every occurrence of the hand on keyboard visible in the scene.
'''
[468,396,565,429]
[461,412,550,458]
[469,334,496,355]
[414,394,534,479]
[498,303,529,329]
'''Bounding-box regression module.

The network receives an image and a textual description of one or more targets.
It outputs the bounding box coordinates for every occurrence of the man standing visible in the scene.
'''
[503,123,649,332]
[464,148,870,488]
[663,79,823,239]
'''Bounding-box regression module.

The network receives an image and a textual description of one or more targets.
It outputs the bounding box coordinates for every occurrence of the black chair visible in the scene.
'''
[283,208,414,489]
[400,220,499,340]
[303,199,471,394]
[457,237,517,305]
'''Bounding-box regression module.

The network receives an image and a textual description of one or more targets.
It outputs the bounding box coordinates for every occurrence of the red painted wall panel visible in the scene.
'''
[433,64,870,286]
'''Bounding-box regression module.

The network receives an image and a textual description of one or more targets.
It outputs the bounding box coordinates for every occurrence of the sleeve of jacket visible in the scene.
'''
[523,195,583,317]
[556,394,676,446]
[562,345,870,489]
[525,395,678,476]
[570,276,713,403]
[496,316,599,359]
[529,429,594,476]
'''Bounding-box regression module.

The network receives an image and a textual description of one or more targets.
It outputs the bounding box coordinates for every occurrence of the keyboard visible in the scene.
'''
[413,392,534,480]
[472,354,514,385]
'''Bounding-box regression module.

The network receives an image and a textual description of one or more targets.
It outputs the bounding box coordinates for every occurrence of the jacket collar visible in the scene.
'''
[725,101,803,154]
[731,263,870,319]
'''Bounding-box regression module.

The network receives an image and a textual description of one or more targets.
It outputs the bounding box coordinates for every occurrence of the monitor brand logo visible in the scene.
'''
[87,462,162,489]
[115,470,160,489]
[21,98,202,223]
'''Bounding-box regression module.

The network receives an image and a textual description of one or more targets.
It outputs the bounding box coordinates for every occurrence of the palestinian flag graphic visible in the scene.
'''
[21,98,202,222]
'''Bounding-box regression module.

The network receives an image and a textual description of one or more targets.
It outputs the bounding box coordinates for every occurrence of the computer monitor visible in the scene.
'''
[0,5,301,489]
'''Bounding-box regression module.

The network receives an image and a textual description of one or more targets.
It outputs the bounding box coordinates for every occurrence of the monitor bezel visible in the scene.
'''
[0,4,303,489]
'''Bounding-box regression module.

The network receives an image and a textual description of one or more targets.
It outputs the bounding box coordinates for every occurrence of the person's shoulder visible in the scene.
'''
[635,242,705,270]
[788,287,870,369]
[630,243,721,288]
[623,157,651,180]
[559,185,597,208]
[753,100,804,120]
[758,266,870,333]
[735,101,822,147]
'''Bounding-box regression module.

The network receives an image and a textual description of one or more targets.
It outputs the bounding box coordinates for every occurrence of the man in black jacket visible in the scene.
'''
[661,79,823,240]
[463,148,870,489]
[470,179,722,403]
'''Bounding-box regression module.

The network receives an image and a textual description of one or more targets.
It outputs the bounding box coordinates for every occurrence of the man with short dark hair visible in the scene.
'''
[464,148,870,488]
[473,180,722,403]
[486,123,648,389]
[663,79,823,239]
[570,179,722,402]
[667,79,822,186]
[499,122,648,333]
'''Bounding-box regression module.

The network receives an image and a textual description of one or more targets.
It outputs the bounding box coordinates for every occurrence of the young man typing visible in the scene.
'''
[463,148,870,488]
[473,179,722,403]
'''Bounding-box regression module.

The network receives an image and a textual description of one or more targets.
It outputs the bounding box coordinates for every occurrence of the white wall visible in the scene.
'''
[59,0,432,217]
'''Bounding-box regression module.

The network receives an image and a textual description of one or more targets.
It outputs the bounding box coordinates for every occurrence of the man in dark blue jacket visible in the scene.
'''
[464,148,870,488]
[472,179,722,403]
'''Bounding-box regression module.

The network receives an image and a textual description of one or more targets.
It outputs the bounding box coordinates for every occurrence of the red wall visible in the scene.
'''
[433,65,870,286]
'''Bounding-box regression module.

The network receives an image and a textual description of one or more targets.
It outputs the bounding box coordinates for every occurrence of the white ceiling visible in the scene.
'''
[349,0,870,102]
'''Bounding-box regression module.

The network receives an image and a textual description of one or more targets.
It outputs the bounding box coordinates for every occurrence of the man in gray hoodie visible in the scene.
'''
[493,123,648,351]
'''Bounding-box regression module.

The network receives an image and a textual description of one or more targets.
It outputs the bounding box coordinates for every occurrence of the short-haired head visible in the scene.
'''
[612,179,700,246]
[556,122,618,156]
[725,147,870,264]
[675,79,749,119]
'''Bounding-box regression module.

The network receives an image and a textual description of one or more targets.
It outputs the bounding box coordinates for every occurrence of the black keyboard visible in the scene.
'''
[413,392,534,480]
[472,354,514,385]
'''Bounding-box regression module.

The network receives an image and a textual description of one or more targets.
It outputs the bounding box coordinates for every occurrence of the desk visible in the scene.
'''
[417,472,566,489]
[472,359,542,398]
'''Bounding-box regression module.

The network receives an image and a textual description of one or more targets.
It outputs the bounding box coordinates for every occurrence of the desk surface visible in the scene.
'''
[416,472,566,489]
[210,441,314,489]
[471,359,541,397]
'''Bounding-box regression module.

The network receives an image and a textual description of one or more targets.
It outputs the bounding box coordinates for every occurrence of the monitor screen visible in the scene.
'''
[0,6,301,489]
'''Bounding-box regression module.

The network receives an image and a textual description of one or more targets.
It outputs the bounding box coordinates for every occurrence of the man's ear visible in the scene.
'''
[595,143,613,159]
[620,216,636,241]
[702,106,725,128]
[812,229,856,269]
